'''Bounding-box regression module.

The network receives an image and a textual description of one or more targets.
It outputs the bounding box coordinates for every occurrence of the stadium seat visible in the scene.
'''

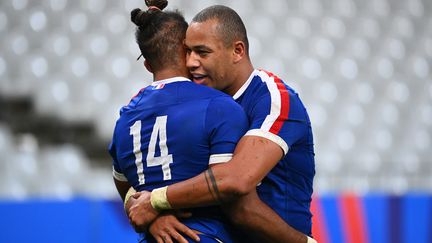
[0,0,431,197]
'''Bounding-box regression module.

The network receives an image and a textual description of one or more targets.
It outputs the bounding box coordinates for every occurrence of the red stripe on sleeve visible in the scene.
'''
[339,193,370,243]
[263,71,290,134]
[130,87,145,101]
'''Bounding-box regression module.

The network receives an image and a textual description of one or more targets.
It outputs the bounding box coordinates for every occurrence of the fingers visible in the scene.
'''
[126,196,136,207]
[132,191,142,199]
[162,234,174,243]
[155,236,164,243]
[149,214,201,243]
[151,223,188,243]
[167,229,188,243]
[153,236,164,243]
[175,223,200,242]
[155,233,175,243]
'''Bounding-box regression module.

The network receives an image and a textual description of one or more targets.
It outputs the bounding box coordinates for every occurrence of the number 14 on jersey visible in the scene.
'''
[130,116,173,185]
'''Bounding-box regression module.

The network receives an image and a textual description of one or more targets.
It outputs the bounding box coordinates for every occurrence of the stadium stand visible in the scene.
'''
[0,0,431,242]
[0,0,431,198]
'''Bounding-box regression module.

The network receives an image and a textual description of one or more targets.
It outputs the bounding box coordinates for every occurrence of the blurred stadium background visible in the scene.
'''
[0,0,431,242]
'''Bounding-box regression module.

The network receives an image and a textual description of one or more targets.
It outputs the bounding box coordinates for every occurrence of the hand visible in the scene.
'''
[149,213,200,243]
[127,191,160,232]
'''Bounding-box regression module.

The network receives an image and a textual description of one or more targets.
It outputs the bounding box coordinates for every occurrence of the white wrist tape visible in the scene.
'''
[150,186,172,211]
[124,187,136,209]
[307,236,318,243]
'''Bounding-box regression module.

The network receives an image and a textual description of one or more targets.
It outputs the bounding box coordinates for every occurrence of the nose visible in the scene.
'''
[186,51,200,71]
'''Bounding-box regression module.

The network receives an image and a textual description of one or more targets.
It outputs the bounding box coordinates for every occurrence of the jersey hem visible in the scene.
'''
[209,153,233,164]
[112,167,128,182]
[244,129,289,155]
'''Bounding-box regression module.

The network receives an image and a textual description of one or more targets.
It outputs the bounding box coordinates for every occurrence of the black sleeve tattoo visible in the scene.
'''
[205,167,223,204]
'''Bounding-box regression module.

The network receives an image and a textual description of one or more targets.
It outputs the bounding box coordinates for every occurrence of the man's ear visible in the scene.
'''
[232,41,246,63]
[144,60,153,73]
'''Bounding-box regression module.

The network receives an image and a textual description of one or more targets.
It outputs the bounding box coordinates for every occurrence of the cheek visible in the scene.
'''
[217,62,230,78]
[210,63,225,80]
[204,56,228,81]
[202,60,218,76]
[213,71,229,88]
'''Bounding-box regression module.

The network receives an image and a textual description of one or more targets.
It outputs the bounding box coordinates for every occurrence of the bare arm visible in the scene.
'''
[166,135,283,207]
[165,135,307,242]
[127,136,278,221]
[113,177,131,201]
[128,135,310,242]
[223,190,307,243]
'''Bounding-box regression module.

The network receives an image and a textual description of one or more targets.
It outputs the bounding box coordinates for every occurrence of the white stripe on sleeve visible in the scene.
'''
[257,71,282,132]
[209,153,233,165]
[245,129,289,155]
[112,166,128,182]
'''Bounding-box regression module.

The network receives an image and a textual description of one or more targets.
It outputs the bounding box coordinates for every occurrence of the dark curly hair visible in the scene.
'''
[131,0,188,72]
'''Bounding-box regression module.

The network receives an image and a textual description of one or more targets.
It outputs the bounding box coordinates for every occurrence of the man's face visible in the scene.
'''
[184,19,234,93]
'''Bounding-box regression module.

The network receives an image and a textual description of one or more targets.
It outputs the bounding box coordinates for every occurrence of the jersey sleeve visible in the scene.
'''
[205,96,249,165]
[246,89,308,156]
[109,128,128,182]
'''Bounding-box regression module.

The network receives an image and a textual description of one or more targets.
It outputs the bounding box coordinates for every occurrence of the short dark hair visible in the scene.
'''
[192,5,249,54]
[131,0,188,71]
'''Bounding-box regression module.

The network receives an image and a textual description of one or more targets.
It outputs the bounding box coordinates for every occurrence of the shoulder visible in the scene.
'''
[121,86,150,112]
[179,82,234,102]
[207,97,247,128]
[245,70,301,105]
[183,82,228,95]
[255,70,294,93]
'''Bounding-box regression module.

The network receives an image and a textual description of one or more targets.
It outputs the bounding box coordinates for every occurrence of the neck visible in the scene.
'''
[225,61,254,97]
[153,67,190,81]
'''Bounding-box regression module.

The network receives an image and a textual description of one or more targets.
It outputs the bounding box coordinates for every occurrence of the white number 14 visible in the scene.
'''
[130,116,173,185]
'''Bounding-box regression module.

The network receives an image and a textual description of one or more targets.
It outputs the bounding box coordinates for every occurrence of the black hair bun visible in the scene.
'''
[145,0,168,11]
[131,0,168,27]
[131,8,145,26]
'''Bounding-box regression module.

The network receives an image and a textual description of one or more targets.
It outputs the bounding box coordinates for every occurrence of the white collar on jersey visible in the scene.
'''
[233,69,260,100]
[151,76,191,86]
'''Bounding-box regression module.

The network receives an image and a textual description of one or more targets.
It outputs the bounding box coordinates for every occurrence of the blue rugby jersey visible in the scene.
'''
[233,69,315,236]
[109,77,248,242]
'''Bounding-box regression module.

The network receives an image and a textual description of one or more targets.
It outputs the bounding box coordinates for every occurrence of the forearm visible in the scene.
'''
[114,178,132,201]
[222,191,307,243]
[167,164,245,209]
[164,136,283,209]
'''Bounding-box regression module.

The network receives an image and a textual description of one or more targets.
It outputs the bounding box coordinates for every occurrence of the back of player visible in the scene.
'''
[110,78,248,242]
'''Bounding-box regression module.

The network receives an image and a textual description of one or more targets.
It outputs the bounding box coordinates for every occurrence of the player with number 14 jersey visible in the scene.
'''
[109,77,248,242]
